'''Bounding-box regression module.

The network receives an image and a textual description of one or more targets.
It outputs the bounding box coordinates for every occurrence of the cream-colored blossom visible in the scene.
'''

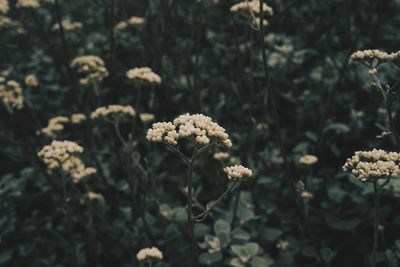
[140,113,155,122]
[0,79,23,113]
[136,247,163,261]
[38,140,96,183]
[276,240,289,250]
[146,113,232,147]
[52,20,83,31]
[91,105,136,121]
[16,0,40,8]
[230,0,273,15]
[127,16,145,25]
[350,49,400,66]
[25,74,39,87]
[40,116,69,138]
[0,0,9,14]
[80,191,104,204]
[70,55,108,85]
[256,122,268,130]
[70,113,86,124]
[299,155,318,165]
[214,152,229,160]
[126,67,161,84]
[223,165,252,180]
[115,21,128,30]
[116,16,145,30]
[301,191,313,199]
[342,148,400,182]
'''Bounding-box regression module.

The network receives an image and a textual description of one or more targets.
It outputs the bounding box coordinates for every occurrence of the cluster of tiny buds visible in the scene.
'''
[115,16,145,30]
[126,67,161,84]
[301,191,313,199]
[343,148,400,182]
[223,165,252,180]
[276,240,289,250]
[230,0,273,28]
[25,74,39,87]
[0,0,9,14]
[214,152,229,160]
[136,247,163,261]
[146,113,232,147]
[52,20,83,32]
[91,105,136,121]
[139,113,155,123]
[298,154,318,165]
[40,116,69,138]
[351,49,400,66]
[80,192,104,204]
[16,0,40,8]
[0,78,24,113]
[38,140,96,183]
[70,55,109,85]
[71,113,86,124]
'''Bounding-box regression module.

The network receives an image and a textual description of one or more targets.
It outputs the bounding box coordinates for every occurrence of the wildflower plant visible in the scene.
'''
[147,113,252,266]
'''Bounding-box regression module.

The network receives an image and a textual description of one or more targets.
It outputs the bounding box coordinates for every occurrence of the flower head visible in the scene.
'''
[40,116,69,138]
[0,79,23,113]
[0,0,9,14]
[146,113,232,147]
[91,105,136,122]
[342,148,400,182]
[70,55,108,85]
[223,165,252,180]
[25,74,39,87]
[140,113,155,123]
[136,247,163,261]
[299,155,318,165]
[126,67,161,84]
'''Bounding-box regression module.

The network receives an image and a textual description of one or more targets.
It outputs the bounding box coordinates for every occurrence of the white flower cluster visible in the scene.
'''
[126,67,161,84]
[214,152,229,160]
[25,74,39,87]
[38,140,96,183]
[91,105,136,121]
[136,247,163,261]
[71,113,86,124]
[230,0,273,27]
[350,49,400,65]
[16,0,40,8]
[223,165,252,180]
[0,78,24,113]
[299,154,318,165]
[0,16,25,33]
[40,116,69,138]
[342,149,400,182]
[139,113,155,123]
[276,240,289,250]
[52,20,83,31]
[115,16,145,30]
[0,0,9,14]
[146,113,232,147]
[70,55,109,85]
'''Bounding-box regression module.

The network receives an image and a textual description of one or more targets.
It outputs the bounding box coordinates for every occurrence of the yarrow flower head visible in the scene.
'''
[342,148,400,182]
[230,0,273,28]
[16,0,40,8]
[276,240,289,250]
[350,49,400,67]
[299,154,318,165]
[52,20,83,32]
[0,78,24,113]
[214,152,229,160]
[38,140,96,183]
[126,67,161,84]
[70,113,86,124]
[40,116,69,138]
[139,113,155,123]
[91,105,136,122]
[223,165,252,180]
[146,113,232,147]
[136,247,163,261]
[115,16,145,30]
[25,74,39,87]
[0,0,9,14]
[70,55,108,85]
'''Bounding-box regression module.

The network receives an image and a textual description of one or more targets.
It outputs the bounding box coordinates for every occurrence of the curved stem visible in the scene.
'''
[371,180,379,267]
[193,181,240,222]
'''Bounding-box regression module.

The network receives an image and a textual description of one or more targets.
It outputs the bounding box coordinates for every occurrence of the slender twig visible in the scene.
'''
[371,180,379,267]
[187,148,198,267]
[193,181,240,222]
[166,144,190,164]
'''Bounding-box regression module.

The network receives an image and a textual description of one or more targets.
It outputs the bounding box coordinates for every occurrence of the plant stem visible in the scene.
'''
[371,180,379,267]
[187,149,198,267]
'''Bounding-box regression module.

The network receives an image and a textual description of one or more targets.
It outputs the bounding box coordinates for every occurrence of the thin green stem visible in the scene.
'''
[187,149,198,267]
[193,181,240,222]
[371,180,379,267]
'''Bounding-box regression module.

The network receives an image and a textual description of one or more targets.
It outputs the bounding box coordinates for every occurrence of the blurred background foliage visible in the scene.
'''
[2,0,400,266]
